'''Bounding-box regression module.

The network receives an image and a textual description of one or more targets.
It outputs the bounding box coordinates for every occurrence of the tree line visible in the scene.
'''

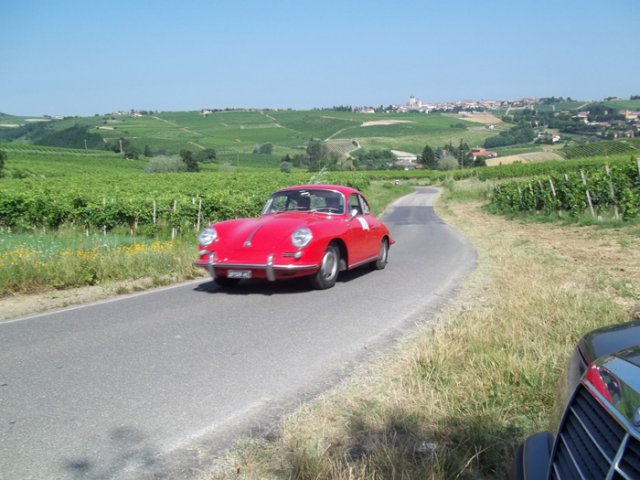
[418,140,486,170]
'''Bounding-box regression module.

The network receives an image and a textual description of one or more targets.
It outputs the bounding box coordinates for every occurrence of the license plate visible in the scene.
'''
[227,269,252,279]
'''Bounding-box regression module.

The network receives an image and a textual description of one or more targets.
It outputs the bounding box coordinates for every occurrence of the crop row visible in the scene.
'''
[474,154,633,180]
[490,158,640,220]
[0,171,371,231]
[561,140,636,159]
[0,142,116,157]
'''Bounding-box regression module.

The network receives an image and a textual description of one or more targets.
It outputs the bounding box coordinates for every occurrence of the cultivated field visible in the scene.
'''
[485,151,564,166]
[1,109,500,162]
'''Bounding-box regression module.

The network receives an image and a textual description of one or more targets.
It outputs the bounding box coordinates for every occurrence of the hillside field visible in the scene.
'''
[0,110,499,162]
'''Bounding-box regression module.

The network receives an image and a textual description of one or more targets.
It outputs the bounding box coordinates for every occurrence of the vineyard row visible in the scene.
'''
[0,172,371,232]
[490,158,640,220]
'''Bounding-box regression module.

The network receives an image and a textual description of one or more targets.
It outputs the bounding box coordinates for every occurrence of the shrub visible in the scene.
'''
[144,155,187,173]
[438,154,459,171]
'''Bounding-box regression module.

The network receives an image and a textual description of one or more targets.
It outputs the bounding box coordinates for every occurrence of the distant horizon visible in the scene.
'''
[3,92,639,119]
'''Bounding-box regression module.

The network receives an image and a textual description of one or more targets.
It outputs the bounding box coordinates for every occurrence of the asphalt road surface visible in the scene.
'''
[0,187,476,480]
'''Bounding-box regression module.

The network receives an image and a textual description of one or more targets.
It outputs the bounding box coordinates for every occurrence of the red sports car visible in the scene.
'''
[194,184,394,289]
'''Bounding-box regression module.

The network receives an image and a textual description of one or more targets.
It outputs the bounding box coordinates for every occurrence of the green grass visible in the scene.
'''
[2,148,147,176]
[0,230,197,295]
[600,99,640,111]
[533,101,588,112]
[493,144,544,156]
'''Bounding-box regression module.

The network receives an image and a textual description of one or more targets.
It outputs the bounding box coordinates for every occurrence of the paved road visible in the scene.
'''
[0,187,476,480]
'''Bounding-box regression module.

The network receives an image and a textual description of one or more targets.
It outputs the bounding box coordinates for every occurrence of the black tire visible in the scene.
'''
[214,276,241,288]
[370,238,389,270]
[310,244,339,289]
[511,432,553,480]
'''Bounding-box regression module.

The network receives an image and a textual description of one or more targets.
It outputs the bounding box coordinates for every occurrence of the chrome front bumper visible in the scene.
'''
[194,253,318,282]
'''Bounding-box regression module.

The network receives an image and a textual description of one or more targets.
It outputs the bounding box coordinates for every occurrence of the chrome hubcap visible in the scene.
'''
[321,250,338,279]
[380,241,388,263]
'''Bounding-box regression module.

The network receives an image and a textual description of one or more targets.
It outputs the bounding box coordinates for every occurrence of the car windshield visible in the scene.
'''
[262,189,345,215]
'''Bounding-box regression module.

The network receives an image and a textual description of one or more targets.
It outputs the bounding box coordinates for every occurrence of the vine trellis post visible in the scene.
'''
[580,170,596,219]
[171,200,177,240]
[604,164,620,220]
[549,178,560,216]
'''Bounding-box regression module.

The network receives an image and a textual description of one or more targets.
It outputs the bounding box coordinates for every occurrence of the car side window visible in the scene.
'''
[348,194,362,215]
[359,195,371,215]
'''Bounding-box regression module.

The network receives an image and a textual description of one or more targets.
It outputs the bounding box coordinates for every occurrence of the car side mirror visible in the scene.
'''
[350,208,359,219]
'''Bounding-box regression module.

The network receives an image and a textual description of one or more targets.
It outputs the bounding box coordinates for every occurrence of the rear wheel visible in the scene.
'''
[310,244,339,289]
[370,238,389,270]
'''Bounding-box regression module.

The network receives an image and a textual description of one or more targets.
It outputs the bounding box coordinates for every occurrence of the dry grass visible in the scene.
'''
[484,151,564,166]
[209,179,639,479]
[444,113,503,125]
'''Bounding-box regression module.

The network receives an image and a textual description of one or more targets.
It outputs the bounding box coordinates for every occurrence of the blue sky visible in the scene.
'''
[2,0,639,116]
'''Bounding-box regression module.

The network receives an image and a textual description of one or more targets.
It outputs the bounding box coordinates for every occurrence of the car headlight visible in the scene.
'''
[291,227,313,248]
[198,226,218,247]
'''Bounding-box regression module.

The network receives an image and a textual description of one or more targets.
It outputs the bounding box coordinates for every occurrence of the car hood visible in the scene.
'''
[215,212,337,250]
[578,319,640,364]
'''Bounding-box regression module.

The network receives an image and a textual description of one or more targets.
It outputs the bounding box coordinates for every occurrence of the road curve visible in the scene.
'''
[0,187,476,480]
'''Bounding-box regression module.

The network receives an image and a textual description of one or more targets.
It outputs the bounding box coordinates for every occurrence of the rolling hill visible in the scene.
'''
[0,109,500,164]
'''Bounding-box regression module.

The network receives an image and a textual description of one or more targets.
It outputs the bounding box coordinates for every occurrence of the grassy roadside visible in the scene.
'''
[0,181,412,320]
[0,233,198,296]
[0,181,410,299]
[210,179,639,479]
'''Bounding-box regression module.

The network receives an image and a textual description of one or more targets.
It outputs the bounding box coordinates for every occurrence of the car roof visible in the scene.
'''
[276,184,361,196]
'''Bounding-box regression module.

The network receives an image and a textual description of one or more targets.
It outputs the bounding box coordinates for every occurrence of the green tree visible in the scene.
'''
[292,153,306,167]
[458,139,470,167]
[34,124,104,150]
[180,150,199,172]
[0,150,6,178]
[420,144,437,169]
[306,140,329,171]
[253,143,274,154]
[143,145,153,157]
[438,153,459,170]
[195,148,217,163]
[107,137,138,158]
[280,160,292,173]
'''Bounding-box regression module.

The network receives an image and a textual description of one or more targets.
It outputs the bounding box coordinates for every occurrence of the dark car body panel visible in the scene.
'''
[578,319,640,365]
[513,321,640,479]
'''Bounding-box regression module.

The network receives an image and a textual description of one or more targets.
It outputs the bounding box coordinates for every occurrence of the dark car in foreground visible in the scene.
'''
[513,320,640,479]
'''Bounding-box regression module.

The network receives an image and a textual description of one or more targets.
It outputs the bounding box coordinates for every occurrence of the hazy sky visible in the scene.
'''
[2,0,639,116]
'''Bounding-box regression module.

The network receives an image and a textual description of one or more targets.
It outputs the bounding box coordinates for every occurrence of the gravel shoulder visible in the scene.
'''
[0,274,206,322]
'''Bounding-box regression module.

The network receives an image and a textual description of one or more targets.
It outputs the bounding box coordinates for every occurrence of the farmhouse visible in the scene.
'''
[625,110,639,121]
[391,149,421,170]
[469,147,497,160]
[574,111,590,123]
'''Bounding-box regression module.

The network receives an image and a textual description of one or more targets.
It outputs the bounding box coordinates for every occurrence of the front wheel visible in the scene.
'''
[370,238,389,270]
[310,244,339,289]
